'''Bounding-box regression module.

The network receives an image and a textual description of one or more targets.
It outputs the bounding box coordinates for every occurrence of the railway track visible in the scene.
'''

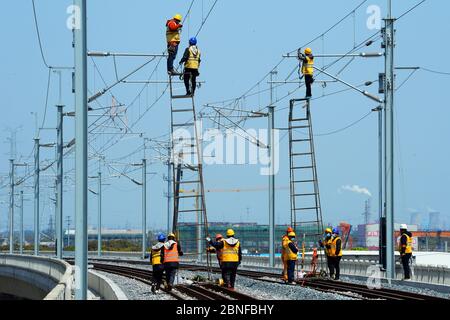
[87,261,256,301]
[68,258,448,301]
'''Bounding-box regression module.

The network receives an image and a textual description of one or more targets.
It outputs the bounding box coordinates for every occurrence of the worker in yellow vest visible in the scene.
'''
[299,47,314,98]
[206,234,225,285]
[281,227,294,282]
[150,233,166,293]
[207,229,241,290]
[398,224,413,280]
[319,227,333,276]
[163,232,183,291]
[282,231,299,284]
[166,14,183,75]
[179,37,201,96]
[329,227,343,280]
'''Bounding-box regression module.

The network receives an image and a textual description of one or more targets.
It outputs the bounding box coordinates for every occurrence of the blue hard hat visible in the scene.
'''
[158,233,166,242]
[189,37,197,45]
[332,227,340,235]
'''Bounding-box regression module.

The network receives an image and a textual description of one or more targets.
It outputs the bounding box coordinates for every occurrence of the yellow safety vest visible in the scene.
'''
[221,239,240,262]
[164,242,179,263]
[323,238,333,257]
[184,46,201,69]
[281,235,290,261]
[283,239,298,261]
[301,55,314,75]
[399,234,413,254]
[330,236,343,257]
[166,20,181,43]
[151,248,163,265]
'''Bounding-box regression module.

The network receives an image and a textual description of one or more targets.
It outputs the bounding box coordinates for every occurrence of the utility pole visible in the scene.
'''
[142,158,147,259]
[56,88,64,259]
[20,190,24,254]
[34,138,40,255]
[74,0,88,300]
[9,159,14,254]
[268,69,277,267]
[65,216,71,247]
[383,0,396,280]
[97,170,102,257]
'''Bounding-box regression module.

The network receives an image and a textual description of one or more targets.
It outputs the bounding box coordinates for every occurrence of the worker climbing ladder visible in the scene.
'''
[168,75,211,275]
[288,98,326,276]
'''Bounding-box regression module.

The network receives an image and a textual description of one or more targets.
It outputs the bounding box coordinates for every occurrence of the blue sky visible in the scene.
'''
[0,0,449,233]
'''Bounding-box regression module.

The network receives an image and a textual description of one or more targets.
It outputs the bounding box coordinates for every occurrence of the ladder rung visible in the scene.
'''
[291,125,310,129]
[175,180,200,184]
[173,123,194,127]
[293,193,317,197]
[175,194,202,199]
[291,139,311,142]
[178,209,203,213]
[293,221,321,225]
[292,152,312,156]
[291,118,308,122]
[172,94,194,99]
[172,108,194,113]
[291,166,313,169]
[294,207,319,211]
[293,179,315,183]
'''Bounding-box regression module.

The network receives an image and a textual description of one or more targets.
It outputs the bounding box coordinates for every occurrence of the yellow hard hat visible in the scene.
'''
[173,14,182,21]
[325,228,332,233]
[288,231,296,237]
[305,47,312,55]
[226,229,235,237]
[168,233,176,238]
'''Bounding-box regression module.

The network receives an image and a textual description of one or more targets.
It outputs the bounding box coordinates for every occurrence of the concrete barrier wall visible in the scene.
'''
[88,270,128,300]
[0,254,73,300]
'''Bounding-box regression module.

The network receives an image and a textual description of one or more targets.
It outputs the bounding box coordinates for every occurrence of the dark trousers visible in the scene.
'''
[222,262,239,288]
[287,260,296,282]
[305,74,313,97]
[328,256,342,279]
[401,253,412,279]
[183,68,199,95]
[167,43,179,72]
[164,262,179,287]
[152,264,164,289]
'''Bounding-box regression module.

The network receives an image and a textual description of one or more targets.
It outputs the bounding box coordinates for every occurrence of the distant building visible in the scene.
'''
[363,223,419,250]
[410,212,421,229]
[428,212,442,230]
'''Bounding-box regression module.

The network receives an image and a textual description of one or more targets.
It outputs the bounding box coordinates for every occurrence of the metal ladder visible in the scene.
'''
[288,98,325,274]
[168,75,211,273]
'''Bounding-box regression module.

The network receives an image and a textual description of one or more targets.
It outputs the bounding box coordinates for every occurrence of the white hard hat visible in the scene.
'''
[400,224,408,230]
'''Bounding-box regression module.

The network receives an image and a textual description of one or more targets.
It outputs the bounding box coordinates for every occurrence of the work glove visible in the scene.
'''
[206,237,211,242]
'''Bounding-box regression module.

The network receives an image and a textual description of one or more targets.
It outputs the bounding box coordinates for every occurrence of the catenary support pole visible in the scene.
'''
[20,190,24,254]
[56,104,64,259]
[167,145,172,235]
[98,170,102,257]
[74,0,88,300]
[34,138,40,255]
[142,159,147,259]
[9,159,14,254]
[268,69,277,268]
[384,0,396,280]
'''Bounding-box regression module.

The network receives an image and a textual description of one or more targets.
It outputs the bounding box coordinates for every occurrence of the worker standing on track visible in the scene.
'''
[329,227,343,280]
[207,229,241,290]
[319,227,333,276]
[179,37,201,96]
[281,227,294,282]
[206,234,225,285]
[163,232,183,291]
[150,233,166,293]
[399,224,413,280]
[298,47,315,99]
[166,14,183,75]
[283,231,299,284]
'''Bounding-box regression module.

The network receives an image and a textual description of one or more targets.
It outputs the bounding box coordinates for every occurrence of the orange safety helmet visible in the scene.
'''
[286,227,294,233]
[215,234,223,240]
